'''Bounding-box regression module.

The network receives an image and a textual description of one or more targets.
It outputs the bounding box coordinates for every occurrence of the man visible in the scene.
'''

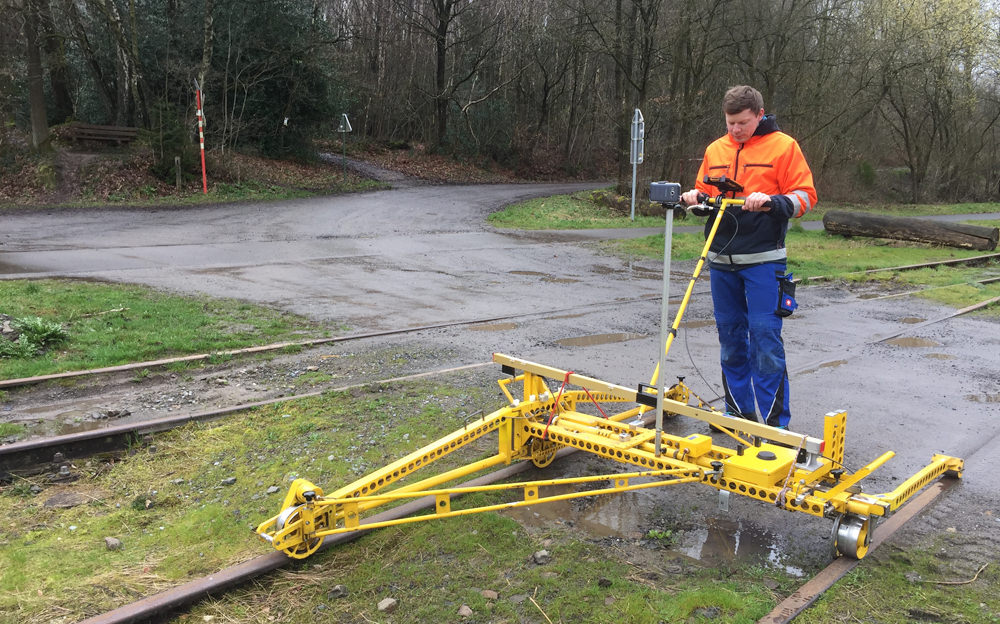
[680,85,817,429]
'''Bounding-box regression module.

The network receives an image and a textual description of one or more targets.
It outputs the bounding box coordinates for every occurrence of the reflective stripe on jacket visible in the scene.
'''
[694,115,817,267]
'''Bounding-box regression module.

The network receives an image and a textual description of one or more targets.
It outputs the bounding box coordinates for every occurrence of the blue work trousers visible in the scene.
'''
[710,262,791,428]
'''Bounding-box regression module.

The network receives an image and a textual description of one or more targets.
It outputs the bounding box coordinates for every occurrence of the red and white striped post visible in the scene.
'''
[194,78,208,194]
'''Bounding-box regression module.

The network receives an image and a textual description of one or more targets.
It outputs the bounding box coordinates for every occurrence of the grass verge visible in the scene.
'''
[0,279,328,380]
[488,190,666,230]
[795,542,999,624]
[0,375,788,623]
[607,228,1000,312]
[490,192,1000,309]
[490,192,1000,229]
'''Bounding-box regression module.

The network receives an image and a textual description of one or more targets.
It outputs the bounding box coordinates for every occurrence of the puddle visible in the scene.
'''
[925,353,956,360]
[966,393,1000,403]
[14,398,133,438]
[591,264,661,280]
[673,516,805,577]
[885,337,941,348]
[508,270,579,284]
[0,260,32,274]
[467,322,518,332]
[57,419,116,436]
[556,332,646,347]
[542,276,581,284]
[900,317,926,324]
[544,313,587,321]
[503,485,646,539]
[505,484,805,576]
[21,398,108,416]
[681,320,715,329]
[799,360,849,375]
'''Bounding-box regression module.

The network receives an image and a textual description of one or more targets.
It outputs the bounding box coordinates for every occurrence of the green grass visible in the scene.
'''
[0,372,788,622]
[801,201,1000,222]
[488,190,665,230]
[0,378,505,621]
[0,372,801,623]
[491,192,1000,229]
[796,545,1000,624]
[0,422,25,438]
[0,279,326,379]
[602,224,1000,312]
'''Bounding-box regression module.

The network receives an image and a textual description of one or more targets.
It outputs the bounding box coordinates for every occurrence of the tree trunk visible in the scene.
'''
[37,0,74,123]
[198,0,214,93]
[823,211,999,251]
[25,0,50,150]
[433,0,451,150]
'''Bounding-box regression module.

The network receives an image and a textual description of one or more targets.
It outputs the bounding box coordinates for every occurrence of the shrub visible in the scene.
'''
[0,316,68,358]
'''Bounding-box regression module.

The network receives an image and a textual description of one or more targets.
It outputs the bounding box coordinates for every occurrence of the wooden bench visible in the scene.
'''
[65,122,139,145]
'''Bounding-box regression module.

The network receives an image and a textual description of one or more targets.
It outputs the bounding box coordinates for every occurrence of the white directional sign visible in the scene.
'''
[337,113,352,133]
[630,108,644,165]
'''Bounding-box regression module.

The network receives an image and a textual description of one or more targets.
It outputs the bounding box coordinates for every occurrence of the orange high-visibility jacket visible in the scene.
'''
[694,115,817,266]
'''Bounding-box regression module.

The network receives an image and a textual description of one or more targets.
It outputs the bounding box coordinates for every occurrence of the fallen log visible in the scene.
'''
[822,211,999,251]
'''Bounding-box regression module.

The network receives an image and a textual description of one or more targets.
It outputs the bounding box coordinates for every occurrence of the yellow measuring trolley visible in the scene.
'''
[256,180,964,561]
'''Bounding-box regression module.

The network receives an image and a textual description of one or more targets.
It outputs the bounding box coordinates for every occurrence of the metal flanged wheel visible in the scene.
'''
[529,437,560,468]
[833,514,873,559]
[274,504,325,558]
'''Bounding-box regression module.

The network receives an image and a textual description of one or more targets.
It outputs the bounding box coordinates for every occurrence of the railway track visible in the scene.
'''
[70,444,958,624]
[2,258,995,622]
[3,281,996,475]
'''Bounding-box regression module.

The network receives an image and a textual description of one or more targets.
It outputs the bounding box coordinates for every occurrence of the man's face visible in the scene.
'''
[725,108,764,143]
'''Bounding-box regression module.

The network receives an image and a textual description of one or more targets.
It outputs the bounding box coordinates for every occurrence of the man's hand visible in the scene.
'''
[743,192,772,211]
[680,189,701,206]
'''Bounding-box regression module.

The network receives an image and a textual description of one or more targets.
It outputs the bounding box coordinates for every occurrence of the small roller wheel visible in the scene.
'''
[274,504,326,558]
[833,514,873,559]
[529,437,560,468]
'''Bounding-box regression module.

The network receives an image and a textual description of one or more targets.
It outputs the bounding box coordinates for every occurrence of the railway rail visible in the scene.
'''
[2,286,994,475]
[2,248,993,622]
[2,251,996,393]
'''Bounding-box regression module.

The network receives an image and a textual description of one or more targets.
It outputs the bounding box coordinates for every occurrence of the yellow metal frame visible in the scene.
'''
[256,354,963,559]
[255,194,964,560]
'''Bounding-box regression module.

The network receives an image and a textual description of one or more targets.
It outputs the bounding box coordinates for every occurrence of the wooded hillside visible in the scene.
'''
[3,0,1000,203]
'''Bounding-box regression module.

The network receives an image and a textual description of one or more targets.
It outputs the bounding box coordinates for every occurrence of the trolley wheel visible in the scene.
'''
[833,514,873,559]
[529,437,560,468]
[274,504,326,558]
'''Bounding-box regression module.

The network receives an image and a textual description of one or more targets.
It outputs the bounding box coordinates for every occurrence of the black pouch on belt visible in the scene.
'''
[776,272,797,317]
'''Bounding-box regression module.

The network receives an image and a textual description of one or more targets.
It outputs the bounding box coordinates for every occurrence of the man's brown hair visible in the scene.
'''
[723,86,764,115]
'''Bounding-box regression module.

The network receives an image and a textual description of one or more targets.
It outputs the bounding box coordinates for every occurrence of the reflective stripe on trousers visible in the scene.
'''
[710,262,791,428]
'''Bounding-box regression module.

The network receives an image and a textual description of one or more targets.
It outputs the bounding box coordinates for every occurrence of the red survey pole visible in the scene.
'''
[194,78,208,194]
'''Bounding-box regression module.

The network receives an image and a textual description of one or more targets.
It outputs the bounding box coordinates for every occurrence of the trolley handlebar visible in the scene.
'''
[685,193,773,213]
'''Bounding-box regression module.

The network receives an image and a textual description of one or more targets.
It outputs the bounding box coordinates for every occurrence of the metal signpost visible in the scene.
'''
[629,108,644,221]
[337,113,352,182]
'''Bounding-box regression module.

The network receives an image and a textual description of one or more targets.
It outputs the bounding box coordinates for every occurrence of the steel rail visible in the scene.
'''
[0,362,492,473]
[0,293,660,390]
[75,450,574,624]
[4,251,996,391]
[70,414,956,624]
[758,479,955,623]
[6,288,997,472]
[803,251,1000,282]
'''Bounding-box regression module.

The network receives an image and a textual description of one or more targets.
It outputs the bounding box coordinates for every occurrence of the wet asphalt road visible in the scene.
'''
[1,182,998,569]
